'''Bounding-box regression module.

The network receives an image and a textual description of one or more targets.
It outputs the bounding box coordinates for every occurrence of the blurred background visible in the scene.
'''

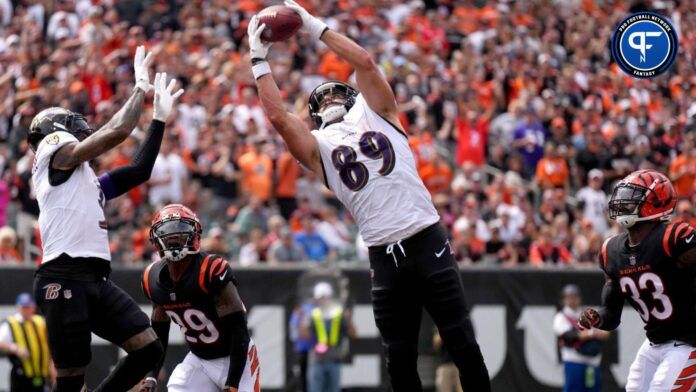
[0,0,694,391]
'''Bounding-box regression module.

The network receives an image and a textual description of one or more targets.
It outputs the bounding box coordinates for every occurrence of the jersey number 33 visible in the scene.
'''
[330,131,396,191]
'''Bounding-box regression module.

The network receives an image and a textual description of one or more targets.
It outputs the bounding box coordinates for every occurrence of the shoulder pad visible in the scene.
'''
[198,254,234,295]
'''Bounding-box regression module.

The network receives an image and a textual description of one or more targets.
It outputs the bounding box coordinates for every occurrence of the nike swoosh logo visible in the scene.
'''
[686,235,694,244]
[674,342,689,347]
[219,270,228,281]
[435,240,452,258]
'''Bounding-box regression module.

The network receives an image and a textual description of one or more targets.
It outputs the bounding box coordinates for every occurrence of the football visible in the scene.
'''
[257,5,302,42]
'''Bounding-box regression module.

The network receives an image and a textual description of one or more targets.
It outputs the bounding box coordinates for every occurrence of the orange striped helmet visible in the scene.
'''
[150,204,202,261]
[608,170,676,228]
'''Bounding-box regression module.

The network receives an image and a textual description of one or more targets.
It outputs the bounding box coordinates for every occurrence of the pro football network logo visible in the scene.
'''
[611,12,678,78]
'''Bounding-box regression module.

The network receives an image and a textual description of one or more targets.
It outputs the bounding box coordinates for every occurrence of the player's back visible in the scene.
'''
[601,221,696,345]
[311,94,439,247]
[32,131,110,263]
[142,252,237,360]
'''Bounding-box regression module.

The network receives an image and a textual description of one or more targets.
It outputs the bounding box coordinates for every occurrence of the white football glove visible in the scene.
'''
[152,72,184,122]
[247,15,271,61]
[133,45,154,93]
[284,0,328,42]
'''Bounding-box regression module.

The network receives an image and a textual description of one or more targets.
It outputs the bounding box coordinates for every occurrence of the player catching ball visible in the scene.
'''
[140,204,259,392]
[579,170,696,392]
[247,3,490,391]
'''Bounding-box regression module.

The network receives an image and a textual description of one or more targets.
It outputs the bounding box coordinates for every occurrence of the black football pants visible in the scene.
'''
[369,223,491,392]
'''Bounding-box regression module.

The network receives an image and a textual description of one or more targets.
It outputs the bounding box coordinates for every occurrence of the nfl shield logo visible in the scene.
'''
[170,292,176,301]
[64,290,72,299]
[629,255,637,266]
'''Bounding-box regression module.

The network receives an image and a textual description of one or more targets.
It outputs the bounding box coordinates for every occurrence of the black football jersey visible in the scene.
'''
[142,252,238,360]
[600,221,696,345]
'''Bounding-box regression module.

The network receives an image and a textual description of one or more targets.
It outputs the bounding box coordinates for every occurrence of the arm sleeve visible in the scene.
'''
[98,120,165,200]
[221,311,251,389]
[149,320,170,378]
[598,277,624,331]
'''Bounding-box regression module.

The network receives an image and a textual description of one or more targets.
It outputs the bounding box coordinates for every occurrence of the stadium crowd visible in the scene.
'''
[0,0,694,267]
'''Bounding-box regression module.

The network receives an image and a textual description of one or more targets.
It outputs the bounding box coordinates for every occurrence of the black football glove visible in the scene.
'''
[578,308,602,330]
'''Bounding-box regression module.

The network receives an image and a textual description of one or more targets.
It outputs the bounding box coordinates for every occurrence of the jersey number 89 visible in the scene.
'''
[331,131,396,191]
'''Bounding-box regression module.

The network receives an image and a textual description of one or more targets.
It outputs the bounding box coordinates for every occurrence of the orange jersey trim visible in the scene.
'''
[199,255,213,294]
[143,263,154,300]
[663,222,677,257]
[208,257,223,281]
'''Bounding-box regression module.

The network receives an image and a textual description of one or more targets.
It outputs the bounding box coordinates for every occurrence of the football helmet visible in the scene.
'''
[150,204,202,262]
[608,169,676,228]
[308,81,358,129]
[28,107,93,152]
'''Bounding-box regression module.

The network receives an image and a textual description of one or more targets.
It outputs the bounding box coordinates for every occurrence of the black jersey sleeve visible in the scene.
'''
[199,255,236,295]
[663,222,695,259]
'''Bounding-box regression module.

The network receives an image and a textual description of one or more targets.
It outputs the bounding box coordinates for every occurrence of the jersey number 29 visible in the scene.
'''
[331,131,396,191]
[165,309,220,344]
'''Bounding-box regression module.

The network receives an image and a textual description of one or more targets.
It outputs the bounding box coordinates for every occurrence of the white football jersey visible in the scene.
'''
[312,94,439,247]
[32,131,110,263]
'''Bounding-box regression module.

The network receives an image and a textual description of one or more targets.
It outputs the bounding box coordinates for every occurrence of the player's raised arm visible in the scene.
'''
[285,0,398,122]
[247,16,322,175]
[99,73,184,201]
[213,279,251,392]
[578,274,624,331]
[52,46,154,170]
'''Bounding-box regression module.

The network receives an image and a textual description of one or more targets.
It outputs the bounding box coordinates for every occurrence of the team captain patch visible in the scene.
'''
[46,134,60,145]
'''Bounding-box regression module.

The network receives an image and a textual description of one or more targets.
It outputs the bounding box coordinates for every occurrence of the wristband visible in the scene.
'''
[252,62,271,80]
[135,79,150,93]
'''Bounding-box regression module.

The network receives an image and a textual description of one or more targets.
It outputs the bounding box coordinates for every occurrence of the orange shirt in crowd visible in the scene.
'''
[529,242,572,265]
[318,51,353,82]
[669,154,696,198]
[275,152,301,199]
[535,157,569,189]
[238,150,273,202]
[419,162,452,195]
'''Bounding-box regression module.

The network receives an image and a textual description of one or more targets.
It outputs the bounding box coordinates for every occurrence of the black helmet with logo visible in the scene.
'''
[308,81,358,129]
[28,107,93,152]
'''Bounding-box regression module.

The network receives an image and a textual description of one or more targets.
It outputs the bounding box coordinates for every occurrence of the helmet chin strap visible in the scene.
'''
[319,105,347,130]
[617,209,674,228]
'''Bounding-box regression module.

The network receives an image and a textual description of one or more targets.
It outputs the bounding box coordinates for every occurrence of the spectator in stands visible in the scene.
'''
[238,137,273,202]
[669,133,695,199]
[275,149,301,220]
[149,137,188,207]
[239,228,265,266]
[553,285,609,392]
[295,216,330,263]
[511,108,546,179]
[201,226,230,260]
[419,152,453,195]
[576,169,609,235]
[316,207,352,258]
[529,225,573,266]
[269,227,305,264]
[535,143,569,191]
[235,196,268,236]
[0,226,20,263]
